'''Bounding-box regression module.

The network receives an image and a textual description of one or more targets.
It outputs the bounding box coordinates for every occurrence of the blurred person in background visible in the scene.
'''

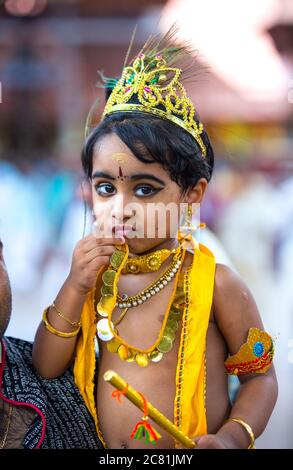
[216,167,283,335]
[0,238,102,448]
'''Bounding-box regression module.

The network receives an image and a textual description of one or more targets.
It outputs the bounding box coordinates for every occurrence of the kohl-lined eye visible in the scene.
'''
[95,183,116,196]
[135,185,160,197]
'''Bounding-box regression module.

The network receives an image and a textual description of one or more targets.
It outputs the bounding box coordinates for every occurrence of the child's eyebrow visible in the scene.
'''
[92,171,116,180]
[129,174,165,185]
[92,171,165,185]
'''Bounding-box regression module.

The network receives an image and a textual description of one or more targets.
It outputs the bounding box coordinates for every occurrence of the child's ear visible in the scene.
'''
[184,178,208,204]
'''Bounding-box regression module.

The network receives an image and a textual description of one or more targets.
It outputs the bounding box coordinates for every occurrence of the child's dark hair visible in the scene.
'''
[82,110,214,194]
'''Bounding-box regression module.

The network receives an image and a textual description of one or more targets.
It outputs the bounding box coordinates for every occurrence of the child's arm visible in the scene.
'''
[32,234,124,379]
[196,264,278,449]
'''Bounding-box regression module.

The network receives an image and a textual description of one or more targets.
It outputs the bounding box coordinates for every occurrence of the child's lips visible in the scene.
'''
[112,225,134,238]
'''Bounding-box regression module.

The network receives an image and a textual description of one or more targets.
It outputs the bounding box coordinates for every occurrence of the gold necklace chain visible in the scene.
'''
[112,248,183,326]
[98,245,182,315]
[115,246,182,308]
[97,248,183,326]
[96,247,187,367]
[112,307,129,326]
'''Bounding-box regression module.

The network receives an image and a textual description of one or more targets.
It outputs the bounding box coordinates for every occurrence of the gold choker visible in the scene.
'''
[121,245,180,274]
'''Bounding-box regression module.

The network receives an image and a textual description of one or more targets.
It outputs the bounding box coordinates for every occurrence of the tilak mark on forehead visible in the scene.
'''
[112,153,128,180]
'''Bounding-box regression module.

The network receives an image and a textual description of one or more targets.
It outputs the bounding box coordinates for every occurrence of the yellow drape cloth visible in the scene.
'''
[73,241,215,446]
[174,242,215,442]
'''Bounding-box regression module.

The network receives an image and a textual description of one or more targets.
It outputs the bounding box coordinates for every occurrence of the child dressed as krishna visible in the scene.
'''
[32,27,277,449]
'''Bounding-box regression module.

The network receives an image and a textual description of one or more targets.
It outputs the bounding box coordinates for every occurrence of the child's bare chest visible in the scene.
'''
[94,254,229,448]
[95,266,183,448]
[97,334,180,448]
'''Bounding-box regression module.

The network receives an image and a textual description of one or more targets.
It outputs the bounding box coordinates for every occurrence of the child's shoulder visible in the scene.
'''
[212,263,264,350]
[214,262,253,309]
[214,263,244,292]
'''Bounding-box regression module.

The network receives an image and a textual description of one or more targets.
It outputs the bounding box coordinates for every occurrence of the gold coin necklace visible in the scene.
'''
[96,243,187,367]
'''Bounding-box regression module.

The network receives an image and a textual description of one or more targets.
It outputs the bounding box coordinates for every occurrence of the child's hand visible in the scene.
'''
[67,234,125,295]
[192,435,227,448]
[177,434,228,449]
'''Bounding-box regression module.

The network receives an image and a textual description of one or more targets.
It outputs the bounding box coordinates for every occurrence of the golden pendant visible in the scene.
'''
[96,294,116,318]
[149,350,163,363]
[101,285,113,296]
[157,335,173,353]
[97,318,115,341]
[96,304,108,317]
[107,338,121,353]
[118,344,131,361]
[122,248,177,274]
[102,269,116,286]
[110,250,126,269]
[125,351,136,362]
[164,326,176,342]
[146,255,161,270]
[135,353,149,367]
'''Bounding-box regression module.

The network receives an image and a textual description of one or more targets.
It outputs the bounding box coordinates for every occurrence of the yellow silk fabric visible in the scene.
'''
[72,285,99,431]
[73,241,216,445]
[174,242,215,442]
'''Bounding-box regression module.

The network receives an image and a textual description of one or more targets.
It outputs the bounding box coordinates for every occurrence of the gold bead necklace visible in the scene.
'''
[96,244,187,367]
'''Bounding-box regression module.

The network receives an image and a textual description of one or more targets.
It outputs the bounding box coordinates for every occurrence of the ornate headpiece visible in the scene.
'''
[85,25,207,157]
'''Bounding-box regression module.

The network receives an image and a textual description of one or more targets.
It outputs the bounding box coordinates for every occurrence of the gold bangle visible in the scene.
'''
[42,307,80,338]
[52,302,81,328]
[225,418,255,449]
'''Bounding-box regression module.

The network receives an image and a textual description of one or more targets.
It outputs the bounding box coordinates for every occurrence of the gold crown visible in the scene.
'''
[102,53,206,157]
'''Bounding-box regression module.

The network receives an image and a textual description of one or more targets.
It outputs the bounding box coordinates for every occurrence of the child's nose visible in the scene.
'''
[111,194,140,221]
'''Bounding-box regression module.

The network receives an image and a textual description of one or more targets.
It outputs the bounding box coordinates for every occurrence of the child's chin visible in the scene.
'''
[125,238,150,254]
[131,240,171,256]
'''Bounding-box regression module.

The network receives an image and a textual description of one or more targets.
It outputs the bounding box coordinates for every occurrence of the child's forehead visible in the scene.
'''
[92,134,167,176]
[94,132,131,156]
[93,134,138,168]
